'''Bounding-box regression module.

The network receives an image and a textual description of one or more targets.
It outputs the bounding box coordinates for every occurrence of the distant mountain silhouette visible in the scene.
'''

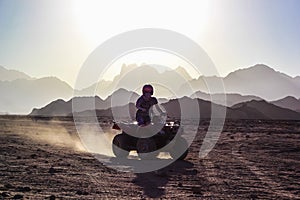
[78,64,192,98]
[270,96,300,113]
[0,65,32,81]
[30,97,101,116]
[179,64,300,100]
[224,64,300,100]
[162,97,270,119]
[162,97,299,120]
[2,64,300,114]
[30,88,135,116]
[30,99,72,116]
[35,94,300,120]
[191,91,262,107]
[71,97,262,120]
[0,77,73,114]
[30,88,169,116]
[73,103,137,120]
[162,97,224,119]
[232,100,300,120]
[76,80,113,98]
[30,89,139,116]
[294,76,300,85]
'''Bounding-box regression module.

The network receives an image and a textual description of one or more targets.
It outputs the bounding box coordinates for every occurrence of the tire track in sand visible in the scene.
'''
[232,144,300,199]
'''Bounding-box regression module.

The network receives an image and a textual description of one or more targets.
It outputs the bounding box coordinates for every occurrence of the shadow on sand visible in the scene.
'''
[94,154,196,198]
[132,160,196,198]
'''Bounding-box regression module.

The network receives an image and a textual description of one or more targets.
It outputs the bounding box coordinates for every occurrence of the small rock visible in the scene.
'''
[4,183,14,189]
[76,190,89,195]
[1,192,10,197]
[16,186,31,192]
[191,187,202,195]
[13,194,23,199]
[49,195,56,200]
[48,167,56,174]
[178,183,183,187]
[250,194,257,199]
[30,154,37,158]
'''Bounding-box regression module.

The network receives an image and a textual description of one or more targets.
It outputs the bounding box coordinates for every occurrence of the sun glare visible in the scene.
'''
[71,0,212,81]
[71,0,212,46]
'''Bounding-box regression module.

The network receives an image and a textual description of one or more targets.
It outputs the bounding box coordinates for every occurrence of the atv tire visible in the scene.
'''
[112,134,130,158]
[136,138,158,160]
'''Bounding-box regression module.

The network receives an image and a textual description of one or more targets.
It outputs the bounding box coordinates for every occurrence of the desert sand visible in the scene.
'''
[0,116,299,199]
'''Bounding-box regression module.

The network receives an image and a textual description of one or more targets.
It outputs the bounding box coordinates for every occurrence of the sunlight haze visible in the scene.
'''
[0,0,299,87]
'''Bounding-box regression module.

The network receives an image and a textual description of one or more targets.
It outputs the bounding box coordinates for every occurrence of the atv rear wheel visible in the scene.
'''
[136,138,158,160]
[169,136,189,160]
[112,134,130,158]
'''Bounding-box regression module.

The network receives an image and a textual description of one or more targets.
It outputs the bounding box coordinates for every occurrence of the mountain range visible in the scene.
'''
[271,96,300,113]
[231,100,300,120]
[190,91,263,107]
[30,88,167,116]
[0,76,73,114]
[77,64,193,98]
[179,64,300,100]
[0,65,32,81]
[1,64,300,114]
[30,94,300,120]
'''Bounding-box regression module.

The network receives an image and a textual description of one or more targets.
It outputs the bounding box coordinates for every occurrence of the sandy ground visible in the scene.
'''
[0,116,300,199]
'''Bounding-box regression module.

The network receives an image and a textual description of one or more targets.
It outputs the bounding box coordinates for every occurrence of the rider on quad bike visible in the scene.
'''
[112,84,189,160]
[136,84,161,126]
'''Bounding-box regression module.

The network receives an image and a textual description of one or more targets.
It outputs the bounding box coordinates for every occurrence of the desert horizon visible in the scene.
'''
[1,63,300,116]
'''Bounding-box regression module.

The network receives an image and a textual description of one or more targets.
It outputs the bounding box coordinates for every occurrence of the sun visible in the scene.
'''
[71,0,212,47]
[71,0,212,83]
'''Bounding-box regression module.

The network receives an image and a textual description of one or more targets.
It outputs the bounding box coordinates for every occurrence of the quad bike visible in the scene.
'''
[112,118,189,160]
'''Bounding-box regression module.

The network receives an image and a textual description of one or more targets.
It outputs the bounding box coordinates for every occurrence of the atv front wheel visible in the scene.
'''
[112,134,130,158]
[136,138,158,160]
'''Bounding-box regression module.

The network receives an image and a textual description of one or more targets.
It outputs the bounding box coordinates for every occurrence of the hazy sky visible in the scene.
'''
[0,0,299,87]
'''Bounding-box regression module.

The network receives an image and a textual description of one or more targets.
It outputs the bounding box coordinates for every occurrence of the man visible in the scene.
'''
[135,84,158,126]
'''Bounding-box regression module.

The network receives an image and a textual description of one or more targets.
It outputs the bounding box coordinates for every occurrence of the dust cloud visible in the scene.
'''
[15,118,173,159]
[75,123,117,156]
[21,119,118,156]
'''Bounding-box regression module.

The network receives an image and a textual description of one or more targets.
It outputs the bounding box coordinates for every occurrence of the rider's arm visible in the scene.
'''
[136,97,146,111]
[153,104,166,117]
[152,98,166,116]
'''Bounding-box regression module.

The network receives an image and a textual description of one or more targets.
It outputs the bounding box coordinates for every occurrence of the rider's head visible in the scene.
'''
[142,84,154,96]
